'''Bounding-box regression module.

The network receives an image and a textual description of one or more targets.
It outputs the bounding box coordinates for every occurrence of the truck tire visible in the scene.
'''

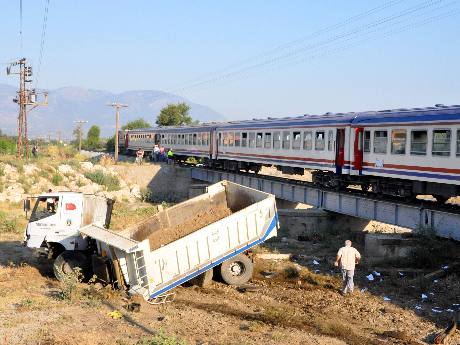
[53,251,91,282]
[219,254,253,286]
[189,269,213,287]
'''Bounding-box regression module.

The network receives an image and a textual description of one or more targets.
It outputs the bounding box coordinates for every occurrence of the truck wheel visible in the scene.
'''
[219,254,253,286]
[53,251,91,282]
[189,269,213,287]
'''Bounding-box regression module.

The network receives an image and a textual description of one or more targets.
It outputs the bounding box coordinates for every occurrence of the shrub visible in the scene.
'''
[0,137,16,155]
[84,170,120,191]
[51,173,63,186]
[0,211,18,233]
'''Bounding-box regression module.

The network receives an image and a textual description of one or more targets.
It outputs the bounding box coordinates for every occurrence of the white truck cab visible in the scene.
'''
[24,192,113,260]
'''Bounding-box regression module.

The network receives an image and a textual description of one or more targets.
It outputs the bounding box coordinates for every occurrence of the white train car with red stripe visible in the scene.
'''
[212,105,460,201]
[118,105,460,201]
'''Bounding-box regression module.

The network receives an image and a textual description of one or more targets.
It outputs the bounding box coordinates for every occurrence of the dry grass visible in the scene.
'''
[110,201,159,231]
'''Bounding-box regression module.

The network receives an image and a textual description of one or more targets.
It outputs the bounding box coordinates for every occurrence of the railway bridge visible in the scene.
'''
[190,168,460,241]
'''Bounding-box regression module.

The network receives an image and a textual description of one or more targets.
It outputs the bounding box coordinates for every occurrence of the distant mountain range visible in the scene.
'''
[0,84,224,138]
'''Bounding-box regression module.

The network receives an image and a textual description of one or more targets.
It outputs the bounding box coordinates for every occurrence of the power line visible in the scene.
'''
[170,0,455,95]
[35,0,51,90]
[168,0,407,91]
[187,7,460,95]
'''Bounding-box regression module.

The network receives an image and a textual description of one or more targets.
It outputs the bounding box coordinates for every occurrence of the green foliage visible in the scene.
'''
[136,330,187,345]
[86,125,101,150]
[0,137,16,155]
[58,268,84,301]
[156,103,195,127]
[51,173,63,186]
[122,118,152,130]
[0,210,18,233]
[106,135,115,152]
[84,170,120,191]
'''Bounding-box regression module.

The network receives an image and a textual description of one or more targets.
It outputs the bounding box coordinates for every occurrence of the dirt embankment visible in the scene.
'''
[148,206,232,250]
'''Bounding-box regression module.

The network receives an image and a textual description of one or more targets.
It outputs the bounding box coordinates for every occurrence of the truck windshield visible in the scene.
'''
[30,196,59,222]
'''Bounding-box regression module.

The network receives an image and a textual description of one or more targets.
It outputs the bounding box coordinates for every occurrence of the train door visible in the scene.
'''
[124,133,129,153]
[335,128,345,174]
[353,127,364,173]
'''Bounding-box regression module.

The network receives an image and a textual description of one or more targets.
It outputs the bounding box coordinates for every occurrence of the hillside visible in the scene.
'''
[0,84,225,138]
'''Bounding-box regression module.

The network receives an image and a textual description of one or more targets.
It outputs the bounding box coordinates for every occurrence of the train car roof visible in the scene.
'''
[214,104,460,130]
[352,105,460,125]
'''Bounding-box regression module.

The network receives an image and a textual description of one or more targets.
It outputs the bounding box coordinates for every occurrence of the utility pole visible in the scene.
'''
[107,103,128,162]
[73,120,88,153]
[6,58,48,159]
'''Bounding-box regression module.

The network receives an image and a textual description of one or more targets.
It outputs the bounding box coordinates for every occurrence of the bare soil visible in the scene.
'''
[1,228,460,345]
[148,206,232,250]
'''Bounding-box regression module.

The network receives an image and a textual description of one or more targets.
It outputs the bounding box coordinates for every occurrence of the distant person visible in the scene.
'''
[152,144,160,162]
[32,145,38,158]
[159,146,166,162]
[136,148,144,165]
[46,189,56,213]
[167,148,174,165]
[334,240,361,295]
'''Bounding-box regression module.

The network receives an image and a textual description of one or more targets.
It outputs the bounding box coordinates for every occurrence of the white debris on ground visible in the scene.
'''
[0,161,142,203]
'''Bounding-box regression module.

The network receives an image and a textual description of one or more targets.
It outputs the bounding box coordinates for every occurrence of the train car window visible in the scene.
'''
[292,132,301,150]
[228,132,235,147]
[327,130,334,151]
[234,132,241,147]
[391,130,406,154]
[218,133,222,146]
[282,131,291,149]
[391,129,406,155]
[303,131,312,150]
[185,134,189,145]
[373,131,388,154]
[241,133,247,147]
[273,131,281,149]
[193,133,197,145]
[256,133,263,148]
[264,133,272,149]
[363,131,371,152]
[457,130,460,156]
[315,131,325,150]
[432,129,451,156]
[249,132,256,148]
[222,132,228,146]
[410,130,427,155]
[197,133,202,146]
[182,134,186,145]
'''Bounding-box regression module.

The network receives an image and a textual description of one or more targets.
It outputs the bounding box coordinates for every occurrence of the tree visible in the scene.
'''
[86,125,101,150]
[156,103,195,126]
[122,118,152,130]
[106,136,115,152]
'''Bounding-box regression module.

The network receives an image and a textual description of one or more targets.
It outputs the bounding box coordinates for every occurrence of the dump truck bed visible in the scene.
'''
[80,181,278,300]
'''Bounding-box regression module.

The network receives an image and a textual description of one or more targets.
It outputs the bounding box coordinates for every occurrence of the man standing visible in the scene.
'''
[334,240,361,295]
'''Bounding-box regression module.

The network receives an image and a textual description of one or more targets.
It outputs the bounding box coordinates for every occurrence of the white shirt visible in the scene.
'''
[337,246,361,270]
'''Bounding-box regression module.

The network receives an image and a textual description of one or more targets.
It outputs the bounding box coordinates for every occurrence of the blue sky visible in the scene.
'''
[1,0,459,120]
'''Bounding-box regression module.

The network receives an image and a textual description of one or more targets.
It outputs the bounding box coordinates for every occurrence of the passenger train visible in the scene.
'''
[119,105,460,202]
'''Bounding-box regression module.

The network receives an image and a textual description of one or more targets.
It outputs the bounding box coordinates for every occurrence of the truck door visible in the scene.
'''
[335,128,345,174]
[353,127,364,172]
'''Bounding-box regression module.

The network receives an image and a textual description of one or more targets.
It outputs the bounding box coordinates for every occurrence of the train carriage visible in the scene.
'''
[350,105,460,201]
[213,114,355,176]
[156,124,217,162]
[125,128,159,155]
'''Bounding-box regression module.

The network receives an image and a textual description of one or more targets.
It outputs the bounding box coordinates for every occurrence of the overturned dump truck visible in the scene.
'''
[77,181,278,302]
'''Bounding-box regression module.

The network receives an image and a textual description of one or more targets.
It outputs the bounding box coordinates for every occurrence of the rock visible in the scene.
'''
[130,184,141,199]
[80,162,94,171]
[23,164,38,176]
[78,184,100,194]
[58,165,74,174]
